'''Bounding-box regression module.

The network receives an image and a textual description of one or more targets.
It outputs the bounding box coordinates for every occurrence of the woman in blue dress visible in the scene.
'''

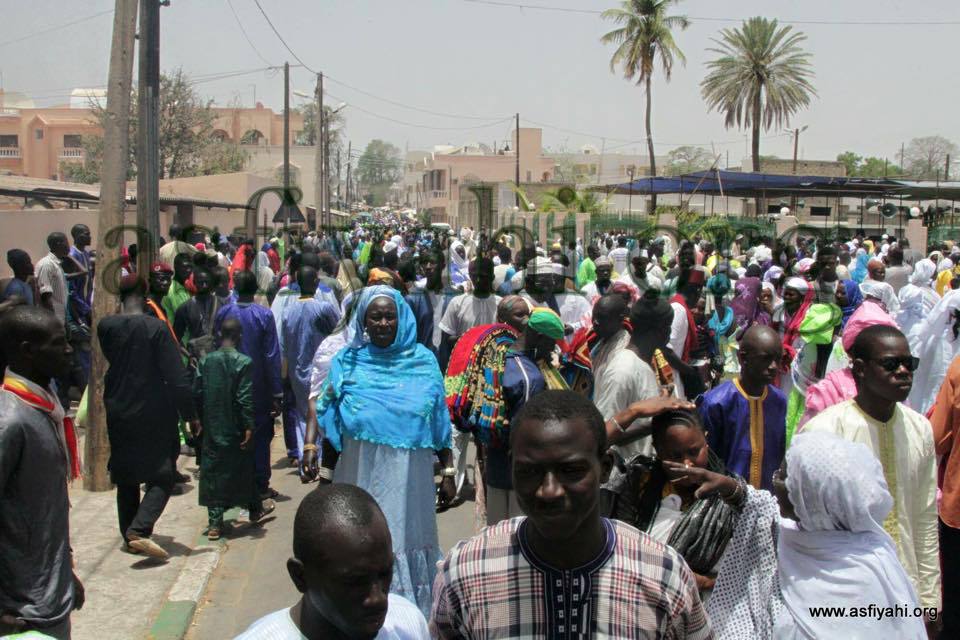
[302,285,455,616]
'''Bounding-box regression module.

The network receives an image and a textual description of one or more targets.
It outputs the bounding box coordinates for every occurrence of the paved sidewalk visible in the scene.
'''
[68,435,215,640]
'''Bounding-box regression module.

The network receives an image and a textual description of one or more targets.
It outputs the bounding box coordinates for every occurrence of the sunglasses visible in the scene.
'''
[870,356,920,373]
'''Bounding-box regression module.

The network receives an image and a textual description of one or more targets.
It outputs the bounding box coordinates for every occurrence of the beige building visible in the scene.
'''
[0,90,302,181]
[409,128,557,224]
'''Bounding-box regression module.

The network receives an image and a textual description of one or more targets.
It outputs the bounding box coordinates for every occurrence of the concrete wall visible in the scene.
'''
[0,206,254,278]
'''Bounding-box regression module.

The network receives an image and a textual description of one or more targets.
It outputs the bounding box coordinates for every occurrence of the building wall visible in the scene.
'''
[0,102,301,180]
[754,158,847,178]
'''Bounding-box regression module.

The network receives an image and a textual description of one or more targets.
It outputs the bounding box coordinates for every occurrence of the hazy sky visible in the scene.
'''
[6,0,960,166]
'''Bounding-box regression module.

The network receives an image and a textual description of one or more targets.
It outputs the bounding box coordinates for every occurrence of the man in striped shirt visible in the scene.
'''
[430,390,712,639]
[35,232,72,326]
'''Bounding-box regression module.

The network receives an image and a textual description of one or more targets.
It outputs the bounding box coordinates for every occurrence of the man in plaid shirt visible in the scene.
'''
[430,390,713,639]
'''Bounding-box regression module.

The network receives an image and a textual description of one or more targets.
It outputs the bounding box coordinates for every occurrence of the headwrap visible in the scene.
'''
[594,255,613,267]
[316,286,451,452]
[706,273,731,297]
[795,258,815,275]
[910,258,936,286]
[798,303,842,346]
[762,265,784,284]
[367,267,394,285]
[778,432,925,640]
[784,277,809,295]
[150,261,173,274]
[858,280,886,302]
[839,279,863,329]
[841,299,897,353]
[527,308,565,340]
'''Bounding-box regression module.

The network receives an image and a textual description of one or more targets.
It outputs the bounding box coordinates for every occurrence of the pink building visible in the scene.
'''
[415,128,556,223]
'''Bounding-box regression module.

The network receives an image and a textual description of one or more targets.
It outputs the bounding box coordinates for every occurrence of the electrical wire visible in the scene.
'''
[226,0,276,66]
[327,91,514,131]
[324,74,504,121]
[251,0,319,73]
[461,0,960,25]
[0,8,114,49]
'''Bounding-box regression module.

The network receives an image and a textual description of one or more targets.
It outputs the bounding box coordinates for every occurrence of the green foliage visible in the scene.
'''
[601,0,690,181]
[700,17,816,171]
[835,151,902,177]
[356,139,402,188]
[664,145,714,175]
[537,187,608,215]
[61,69,248,183]
[295,102,346,152]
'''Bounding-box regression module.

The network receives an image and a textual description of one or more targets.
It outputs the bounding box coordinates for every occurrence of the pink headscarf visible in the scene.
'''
[798,299,898,428]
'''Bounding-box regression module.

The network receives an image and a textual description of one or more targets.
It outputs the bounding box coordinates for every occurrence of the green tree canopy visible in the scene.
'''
[700,17,816,173]
[601,0,689,208]
[356,140,402,206]
[664,145,714,175]
[61,69,248,184]
[836,151,902,178]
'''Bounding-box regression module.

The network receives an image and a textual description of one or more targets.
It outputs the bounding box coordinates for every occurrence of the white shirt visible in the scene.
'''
[591,331,660,458]
[35,252,68,325]
[608,247,630,276]
[554,292,593,334]
[438,293,501,338]
[801,400,941,609]
[234,595,429,639]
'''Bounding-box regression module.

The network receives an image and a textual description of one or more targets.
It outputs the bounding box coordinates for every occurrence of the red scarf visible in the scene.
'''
[670,294,697,361]
[2,376,81,480]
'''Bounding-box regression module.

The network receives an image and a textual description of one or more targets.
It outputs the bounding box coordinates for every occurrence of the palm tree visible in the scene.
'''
[602,1,689,210]
[701,17,816,173]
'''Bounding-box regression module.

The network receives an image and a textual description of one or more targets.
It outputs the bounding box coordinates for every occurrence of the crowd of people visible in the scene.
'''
[3,214,960,638]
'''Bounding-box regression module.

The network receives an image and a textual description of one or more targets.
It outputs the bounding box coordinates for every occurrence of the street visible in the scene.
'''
[185,436,477,639]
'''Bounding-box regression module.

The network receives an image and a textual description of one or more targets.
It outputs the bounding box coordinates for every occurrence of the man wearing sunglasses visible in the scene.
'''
[801,324,940,632]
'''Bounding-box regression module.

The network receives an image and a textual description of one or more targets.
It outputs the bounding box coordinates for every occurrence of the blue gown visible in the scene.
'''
[698,379,787,491]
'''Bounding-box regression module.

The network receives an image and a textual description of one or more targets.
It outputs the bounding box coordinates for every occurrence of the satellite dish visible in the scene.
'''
[865,198,881,209]
[880,202,898,219]
[909,206,921,218]
[780,207,790,216]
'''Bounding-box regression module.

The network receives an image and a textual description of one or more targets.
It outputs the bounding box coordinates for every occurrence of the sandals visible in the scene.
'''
[249,499,276,523]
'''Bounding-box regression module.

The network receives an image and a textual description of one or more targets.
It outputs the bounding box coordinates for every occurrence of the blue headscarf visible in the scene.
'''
[851,249,870,283]
[840,279,863,329]
[317,285,451,452]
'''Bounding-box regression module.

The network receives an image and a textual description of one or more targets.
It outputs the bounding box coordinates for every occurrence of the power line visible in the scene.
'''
[0,8,114,48]
[251,0,319,73]
[226,0,276,67]
[325,74,503,121]
[461,0,960,25]
[327,91,514,131]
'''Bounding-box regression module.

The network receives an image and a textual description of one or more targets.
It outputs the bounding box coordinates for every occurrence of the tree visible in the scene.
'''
[700,17,816,174]
[538,186,608,215]
[295,102,346,152]
[602,0,690,209]
[356,139,402,206]
[837,151,902,178]
[664,145,714,175]
[61,69,248,183]
[903,135,958,179]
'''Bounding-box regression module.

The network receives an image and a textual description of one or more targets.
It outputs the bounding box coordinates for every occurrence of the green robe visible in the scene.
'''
[577,257,596,288]
[194,347,257,508]
[162,279,191,328]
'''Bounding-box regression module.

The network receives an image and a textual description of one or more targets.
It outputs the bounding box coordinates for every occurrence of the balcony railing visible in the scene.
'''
[0,147,20,158]
[59,148,84,159]
[428,190,448,200]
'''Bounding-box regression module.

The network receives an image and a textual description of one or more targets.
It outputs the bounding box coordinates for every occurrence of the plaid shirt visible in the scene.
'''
[430,517,713,639]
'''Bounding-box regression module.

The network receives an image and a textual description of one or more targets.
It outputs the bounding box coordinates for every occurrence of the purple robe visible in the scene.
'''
[698,379,787,491]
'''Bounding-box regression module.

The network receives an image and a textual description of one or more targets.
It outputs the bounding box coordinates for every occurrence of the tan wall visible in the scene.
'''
[0,206,257,278]
[758,158,847,178]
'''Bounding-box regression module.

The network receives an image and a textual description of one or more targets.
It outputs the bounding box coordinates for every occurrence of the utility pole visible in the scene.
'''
[791,128,800,175]
[514,112,520,207]
[336,147,341,210]
[900,142,906,174]
[946,154,951,182]
[314,72,323,232]
[346,140,352,209]
[282,61,290,236]
[88,0,138,491]
[324,117,330,228]
[136,0,160,273]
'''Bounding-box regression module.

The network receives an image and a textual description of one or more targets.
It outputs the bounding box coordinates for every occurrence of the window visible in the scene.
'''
[35,129,44,140]
[810,206,832,217]
[0,134,17,147]
[63,134,82,148]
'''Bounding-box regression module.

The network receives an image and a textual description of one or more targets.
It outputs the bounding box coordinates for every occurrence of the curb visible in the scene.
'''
[146,534,222,640]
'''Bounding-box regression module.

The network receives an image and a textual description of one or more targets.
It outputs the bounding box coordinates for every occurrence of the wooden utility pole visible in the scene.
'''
[87,0,138,491]
[514,112,520,207]
[946,154,951,182]
[323,117,330,227]
[345,140,351,208]
[282,61,290,235]
[314,72,323,231]
[136,0,160,273]
[336,147,341,210]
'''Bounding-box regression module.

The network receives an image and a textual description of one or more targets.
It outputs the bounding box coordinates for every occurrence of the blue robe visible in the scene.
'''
[214,302,283,492]
[282,296,339,458]
[698,379,787,491]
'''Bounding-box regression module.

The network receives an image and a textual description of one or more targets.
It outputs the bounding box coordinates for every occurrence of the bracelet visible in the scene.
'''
[302,443,318,452]
[440,467,456,478]
[317,467,333,481]
[610,417,626,433]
